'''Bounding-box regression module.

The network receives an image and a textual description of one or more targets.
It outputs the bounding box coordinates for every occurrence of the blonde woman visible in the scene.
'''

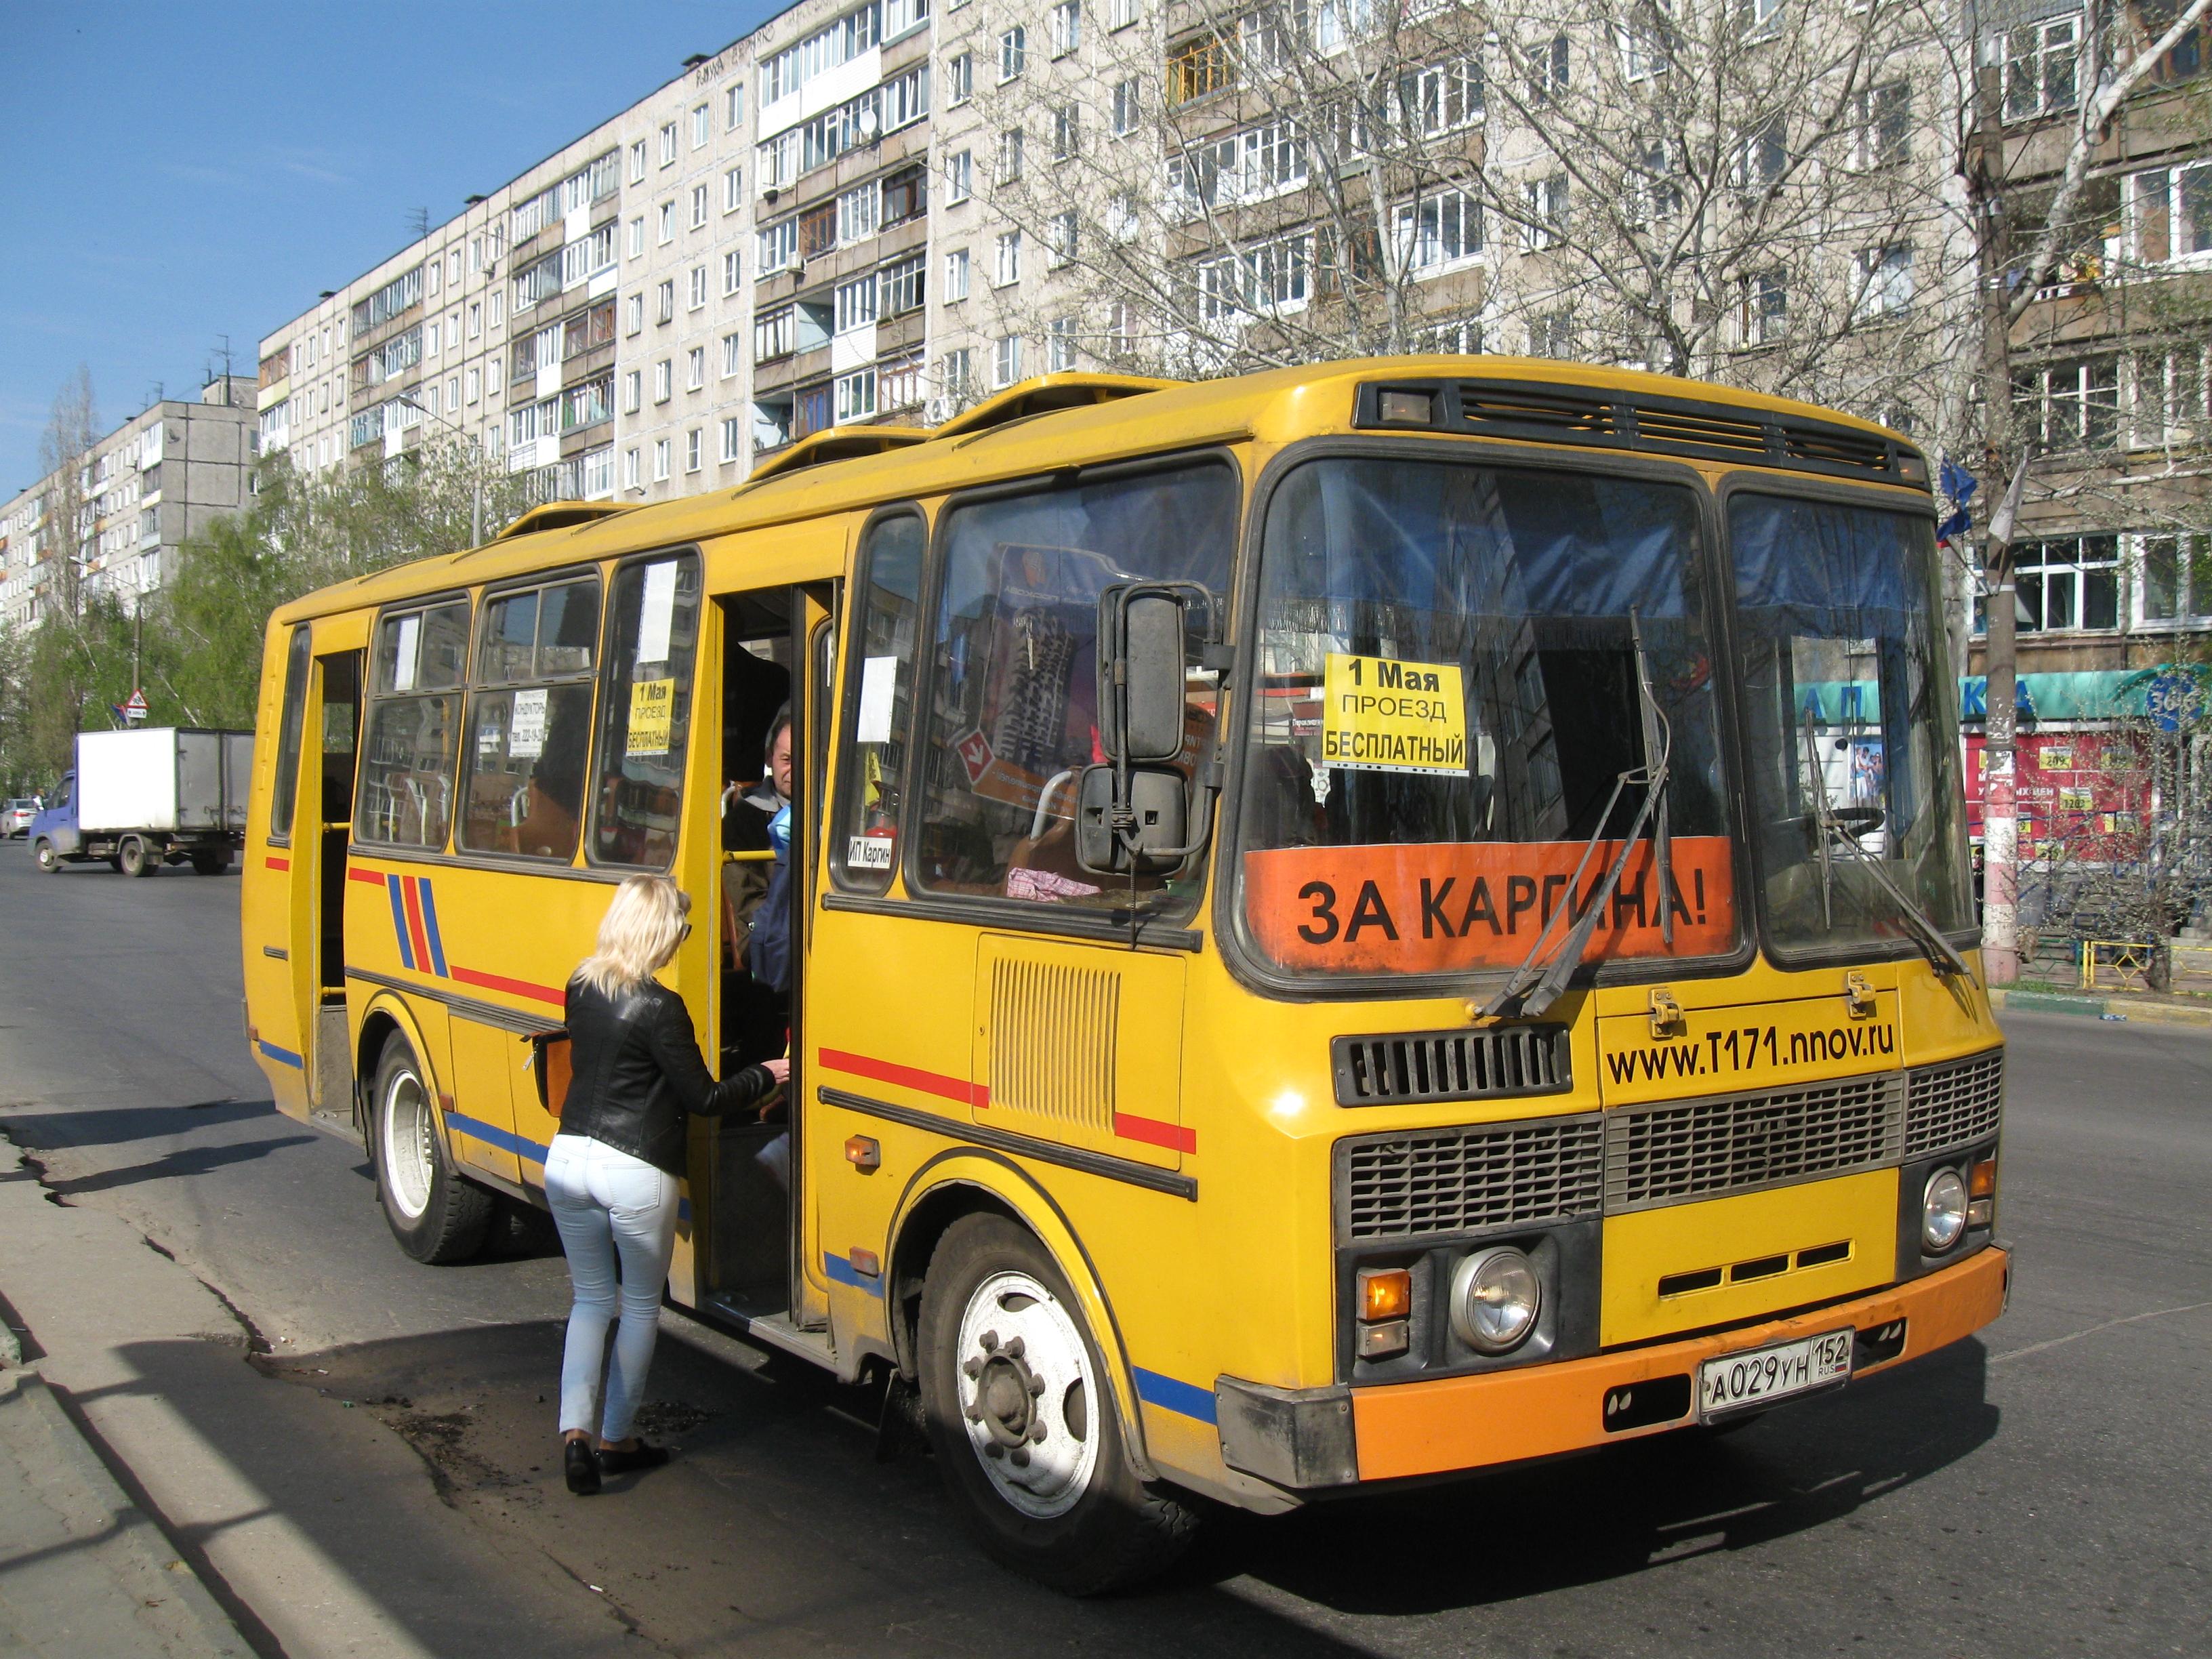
[547,874,787,1496]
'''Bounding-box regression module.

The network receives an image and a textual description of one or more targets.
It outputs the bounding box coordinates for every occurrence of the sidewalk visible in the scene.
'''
[1990,984,2212,1028]
[0,1353,248,1658]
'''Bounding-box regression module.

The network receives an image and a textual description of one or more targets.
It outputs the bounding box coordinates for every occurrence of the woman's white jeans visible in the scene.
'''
[544,1132,678,1443]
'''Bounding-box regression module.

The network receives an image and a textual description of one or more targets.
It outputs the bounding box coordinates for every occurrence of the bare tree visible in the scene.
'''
[36,365,99,624]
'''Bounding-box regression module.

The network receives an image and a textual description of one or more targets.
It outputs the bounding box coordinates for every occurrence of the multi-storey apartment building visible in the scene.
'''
[0,378,256,631]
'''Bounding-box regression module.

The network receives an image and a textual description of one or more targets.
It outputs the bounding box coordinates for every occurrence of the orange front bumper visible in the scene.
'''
[1353,1245,2009,1482]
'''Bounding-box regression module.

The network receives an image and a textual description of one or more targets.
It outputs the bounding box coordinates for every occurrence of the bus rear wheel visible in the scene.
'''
[371,1034,492,1265]
[917,1214,1197,1594]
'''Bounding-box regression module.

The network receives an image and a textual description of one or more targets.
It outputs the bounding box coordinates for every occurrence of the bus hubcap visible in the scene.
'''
[382,1070,434,1220]
[955,1270,1098,1519]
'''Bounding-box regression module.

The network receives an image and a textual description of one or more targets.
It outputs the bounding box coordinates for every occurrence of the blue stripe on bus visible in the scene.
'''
[416,878,449,977]
[385,875,414,970]
[443,1111,547,1167]
[1132,1367,1217,1425]
[823,1252,885,1297]
[257,1038,305,1069]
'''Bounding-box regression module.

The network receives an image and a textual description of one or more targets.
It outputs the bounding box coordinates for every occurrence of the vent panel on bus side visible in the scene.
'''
[987,956,1120,1133]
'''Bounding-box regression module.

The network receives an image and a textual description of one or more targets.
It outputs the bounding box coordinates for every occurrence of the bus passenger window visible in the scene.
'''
[590,552,702,869]
[357,599,470,850]
[914,463,1235,912]
[269,626,312,841]
[460,575,601,861]
[831,512,924,893]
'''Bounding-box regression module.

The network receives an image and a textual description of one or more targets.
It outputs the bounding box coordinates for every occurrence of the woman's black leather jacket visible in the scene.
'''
[558,974,776,1174]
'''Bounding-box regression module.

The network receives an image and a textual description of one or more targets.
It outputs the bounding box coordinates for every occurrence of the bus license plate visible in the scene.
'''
[1698,1328,1853,1420]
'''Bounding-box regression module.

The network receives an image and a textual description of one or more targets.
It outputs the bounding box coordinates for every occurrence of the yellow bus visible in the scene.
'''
[241,360,2009,1591]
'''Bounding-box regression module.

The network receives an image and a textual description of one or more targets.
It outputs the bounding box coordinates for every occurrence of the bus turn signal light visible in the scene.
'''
[1358,1267,1412,1323]
[844,1135,881,1172]
[1969,1156,1996,1197]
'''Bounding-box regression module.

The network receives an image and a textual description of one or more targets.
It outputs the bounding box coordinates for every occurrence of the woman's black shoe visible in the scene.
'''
[565,1437,602,1496]
[596,1440,670,1477]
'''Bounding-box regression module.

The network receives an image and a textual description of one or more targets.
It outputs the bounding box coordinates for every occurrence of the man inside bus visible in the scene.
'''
[720,705,793,1073]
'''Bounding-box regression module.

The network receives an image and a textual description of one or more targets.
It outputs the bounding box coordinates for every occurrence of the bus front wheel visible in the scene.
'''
[371,1035,492,1265]
[917,1214,1196,1594]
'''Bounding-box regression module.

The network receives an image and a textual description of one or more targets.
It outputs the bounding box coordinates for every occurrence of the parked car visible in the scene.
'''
[2,798,39,837]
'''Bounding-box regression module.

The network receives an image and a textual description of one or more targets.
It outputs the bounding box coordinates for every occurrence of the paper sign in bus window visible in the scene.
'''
[626,678,675,756]
[637,560,678,665]
[1321,653,1468,776]
[393,615,421,693]
[857,655,898,745]
[510,688,548,760]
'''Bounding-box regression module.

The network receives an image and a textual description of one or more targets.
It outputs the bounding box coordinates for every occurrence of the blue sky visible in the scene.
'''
[0,1,789,494]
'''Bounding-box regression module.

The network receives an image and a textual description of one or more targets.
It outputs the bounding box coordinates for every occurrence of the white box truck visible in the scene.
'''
[28,727,253,877]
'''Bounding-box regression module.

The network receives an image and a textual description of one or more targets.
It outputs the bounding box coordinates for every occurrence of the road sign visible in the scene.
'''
[2145,672,2195,735]
[122,689,148,722]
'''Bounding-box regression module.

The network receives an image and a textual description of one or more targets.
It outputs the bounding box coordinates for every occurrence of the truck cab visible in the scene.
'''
[28,774,80,867]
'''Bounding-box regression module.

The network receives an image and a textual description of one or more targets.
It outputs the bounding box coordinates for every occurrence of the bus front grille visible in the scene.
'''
[1603,1075,1906,1213]
[1903,1049,2005,1156]
[1332,1025,1571,1107]
[1336,1115,1605,1242]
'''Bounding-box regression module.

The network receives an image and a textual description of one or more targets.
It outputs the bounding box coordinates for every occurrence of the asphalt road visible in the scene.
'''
[0,847,2205,1658]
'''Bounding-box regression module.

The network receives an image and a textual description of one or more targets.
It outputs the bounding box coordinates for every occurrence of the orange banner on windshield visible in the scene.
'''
[1242,838,1736,974]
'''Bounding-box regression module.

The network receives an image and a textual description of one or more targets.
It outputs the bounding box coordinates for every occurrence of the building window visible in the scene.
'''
[947,149,973,203]
[691,184,709,229]
[658,201,675,244]
[624,293,644,334]
[1167,35,1229,104]
[2127,163,2212,265]
[721,415,744,463]
[1052,104,1080,160]
[941,347,975,403]
[687,428,702,471]
[686,266,705,310]
[2129,344,2207,447]
[623,369,642,413]
[1741,270,1788,346]
[659,122,678,165]
[756,305,796,362]
[992,335,1024,387]
[1853,80,1912,169]
[726,83,745,130]
[2006,535,2119,632]
[999,26,1027,81]
[2015,356,2119,451]
[882,252,926,315]
[1856,244,1913,318]
[945,247,971,300]
[624,447,641,489]
[1395,188,1482,272]
[1111,77,1141,134]
[1523,175,1570,249]
[630,140,647,182]
[883,164,927,225]
[466,366,481,403]
[2137,533,2212,626]
[1410,55,1483,134]
[994,230,1023,286]
[468,302,482,338]
[996,128,1026,185]
[1193,231,1312,323]
[628,217,644,259]
[688,347,705,390]
[724,250,743,294]
[1049,211,1078,266]
[838,180,881,245]
[1533,33,1570,98]
[1050,1,1081,57]
[2002,14,2081,121]
[1047,315,1078,371]
[947,51,974,104]
[836,272,880,333]
[724,166,745,213]
[1109,0,1139,26]
[657,279,676,324]
[836,367,879,422]
[653,438,671,480]
[758,216,799,274]
[693,103,711,149]
[655,359,673,402]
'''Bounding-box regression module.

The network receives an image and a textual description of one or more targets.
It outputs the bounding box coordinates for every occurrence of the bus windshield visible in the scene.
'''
[1235,455,1734,983]
[1730,493,1973,960]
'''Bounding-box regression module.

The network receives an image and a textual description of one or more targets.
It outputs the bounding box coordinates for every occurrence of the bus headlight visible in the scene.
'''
[1450,1246,1542,1354]
[1921,1168,1969,1254]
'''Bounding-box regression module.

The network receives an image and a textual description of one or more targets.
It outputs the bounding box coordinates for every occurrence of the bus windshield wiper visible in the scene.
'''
[1477,615,1673,1021]
[1798,708,1971,979]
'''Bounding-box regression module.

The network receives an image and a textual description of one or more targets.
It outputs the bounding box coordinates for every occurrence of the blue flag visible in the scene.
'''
[1937,507,1971,544]
[1939,457,1978,504]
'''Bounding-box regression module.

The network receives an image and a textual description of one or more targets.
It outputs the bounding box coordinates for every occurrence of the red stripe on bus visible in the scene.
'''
[346,866,388,885]
[817,1048,989,1111]
[1114,1113,1197,1154]
[264,855,291,872]
[399,877,434,973]
[449,965,568,1007]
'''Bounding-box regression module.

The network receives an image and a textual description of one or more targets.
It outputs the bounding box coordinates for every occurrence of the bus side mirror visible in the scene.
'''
[1076,764,1187,874]
[1097,588,1189,764]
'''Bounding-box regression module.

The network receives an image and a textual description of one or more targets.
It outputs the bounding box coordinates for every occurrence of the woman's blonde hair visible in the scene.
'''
[577,875,691,997]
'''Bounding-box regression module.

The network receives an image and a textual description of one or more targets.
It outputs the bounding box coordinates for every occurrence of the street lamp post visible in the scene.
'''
[392,392,485,548]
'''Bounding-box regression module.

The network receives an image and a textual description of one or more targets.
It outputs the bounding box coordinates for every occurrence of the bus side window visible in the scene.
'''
[357,599,470,851]
[830,511,924,893]
[269,626,313,842]
[459,575,602,861]
[590,552,702,869]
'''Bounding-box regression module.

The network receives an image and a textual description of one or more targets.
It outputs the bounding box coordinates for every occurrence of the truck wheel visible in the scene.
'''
[371,1034,493,1265]
[190,850,228,876]
[33,839,60,873]
[917,1214,1197,1594]
[118,836,157,878]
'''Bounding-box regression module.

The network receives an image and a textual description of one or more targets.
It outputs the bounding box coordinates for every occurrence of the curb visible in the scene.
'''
[1990,987,2212,1028]
[1,1363,250,1657]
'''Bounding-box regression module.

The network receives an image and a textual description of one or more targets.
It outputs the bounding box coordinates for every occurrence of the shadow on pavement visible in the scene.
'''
[28,1135,319,1200]
[0,1100,277,1150]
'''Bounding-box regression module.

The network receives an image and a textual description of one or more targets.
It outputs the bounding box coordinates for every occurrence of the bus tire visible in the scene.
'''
[371,1034,492,1265]
[917,1214,1197,1595]
[33,839,60,873]
[119,836,156,878]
